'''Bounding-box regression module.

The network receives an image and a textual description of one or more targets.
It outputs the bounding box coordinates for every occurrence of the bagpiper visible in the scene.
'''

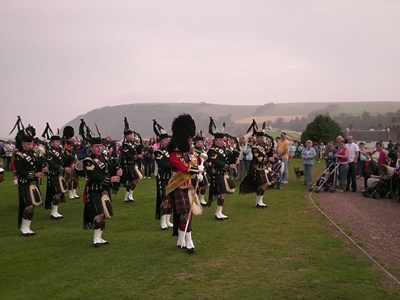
[62,125,80,199]
[120,117,143,202]
[166,114,203,253]
[207,117,237,220]
[82,136,123,247]
[42,123,70,219]
[153,119,173,230]
[10,117,47,235]
[239,120,275,208]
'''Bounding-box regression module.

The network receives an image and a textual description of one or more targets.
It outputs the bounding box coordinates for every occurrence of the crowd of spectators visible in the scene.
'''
[1,134,399,198]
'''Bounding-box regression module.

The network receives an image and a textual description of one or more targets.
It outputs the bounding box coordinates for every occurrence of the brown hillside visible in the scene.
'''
[65,101,400,140]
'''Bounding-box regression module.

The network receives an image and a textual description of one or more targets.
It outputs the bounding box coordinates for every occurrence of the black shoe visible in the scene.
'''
[93,243,102,248]
[22,232,35,236]
[186,247,195,254]
[256,204,268,208]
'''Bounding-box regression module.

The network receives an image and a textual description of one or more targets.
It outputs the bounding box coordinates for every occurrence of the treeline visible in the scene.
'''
[266,109,400,132]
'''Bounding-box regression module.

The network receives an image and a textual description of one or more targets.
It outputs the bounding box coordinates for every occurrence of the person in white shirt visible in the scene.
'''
[346,136,359,192]
[4,140,16,171]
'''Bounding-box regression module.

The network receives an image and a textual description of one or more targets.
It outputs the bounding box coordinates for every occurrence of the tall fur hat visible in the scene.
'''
[167,114,196,153]
[62,125,75,145]
[63,126,74,140]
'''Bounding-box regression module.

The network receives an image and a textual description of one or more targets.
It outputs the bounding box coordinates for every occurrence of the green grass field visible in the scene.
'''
[1,159,399,299]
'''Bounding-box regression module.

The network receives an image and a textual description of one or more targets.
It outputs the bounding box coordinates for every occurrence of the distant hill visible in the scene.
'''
[64,101,400,140]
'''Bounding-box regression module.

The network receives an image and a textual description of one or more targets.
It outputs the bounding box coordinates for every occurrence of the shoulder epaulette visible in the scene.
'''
[14,151,24,158]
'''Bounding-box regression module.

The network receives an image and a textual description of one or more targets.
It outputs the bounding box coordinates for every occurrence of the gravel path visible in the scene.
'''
[313,178,400,283]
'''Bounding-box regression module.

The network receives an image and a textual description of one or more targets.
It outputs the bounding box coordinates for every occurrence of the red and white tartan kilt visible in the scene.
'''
[171,188,191,214]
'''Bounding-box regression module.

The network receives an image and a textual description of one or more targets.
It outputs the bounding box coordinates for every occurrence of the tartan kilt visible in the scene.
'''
[239,172,257,194]
[18,183,35,207]
[127,164,141,181]
[65,170,79,188]
[45,176,66,209]
[159,179,169,201]
[256,169,271,186]
[18,183,37,228]
[121,164,141,188]
[83,190,111,229]
[48,175,66,194]
[155,178,170,219]
[240,167,270,194]
[210,174,227,196]
[170,188,191,214]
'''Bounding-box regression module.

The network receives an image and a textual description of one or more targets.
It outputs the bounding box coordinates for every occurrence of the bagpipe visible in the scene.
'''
[74,119,95,177]
[107,154,122,194]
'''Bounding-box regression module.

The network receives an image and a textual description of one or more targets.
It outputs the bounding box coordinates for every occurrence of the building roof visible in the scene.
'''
[347,130,390,143]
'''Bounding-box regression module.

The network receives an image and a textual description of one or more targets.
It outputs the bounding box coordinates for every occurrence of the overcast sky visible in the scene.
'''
[1,0,399,138]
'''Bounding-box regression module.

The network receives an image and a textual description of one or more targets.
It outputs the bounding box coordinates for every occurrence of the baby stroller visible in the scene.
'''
[312,163,339,193]
[268,158,284,190]
[363,165,396,199]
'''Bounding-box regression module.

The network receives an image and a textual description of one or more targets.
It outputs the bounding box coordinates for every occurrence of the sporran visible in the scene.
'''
[224,173,236,194]
[29,183,43,206]
[101,192,113,218]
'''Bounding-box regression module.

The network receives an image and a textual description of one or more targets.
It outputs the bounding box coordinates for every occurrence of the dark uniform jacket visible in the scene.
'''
[154,147,171,218]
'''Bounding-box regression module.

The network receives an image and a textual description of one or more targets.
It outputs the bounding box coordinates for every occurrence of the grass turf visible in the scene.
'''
[0,158,399,299]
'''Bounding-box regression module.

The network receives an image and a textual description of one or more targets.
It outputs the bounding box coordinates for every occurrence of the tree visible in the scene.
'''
[301,114,343,144]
